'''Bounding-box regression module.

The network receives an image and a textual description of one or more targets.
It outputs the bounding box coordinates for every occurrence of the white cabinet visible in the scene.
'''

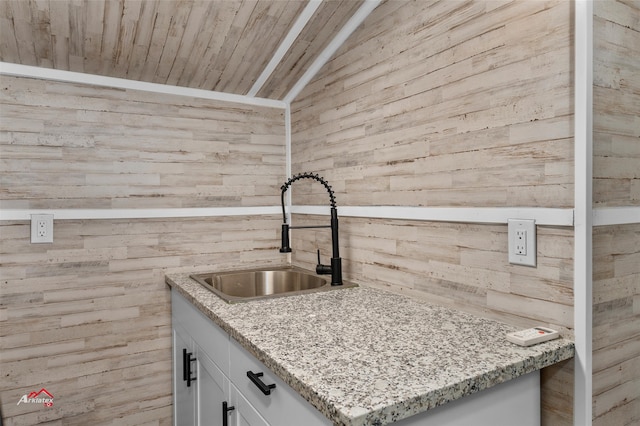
[172,291,330,426]
[172,290,540,426]
[172,292,231,426]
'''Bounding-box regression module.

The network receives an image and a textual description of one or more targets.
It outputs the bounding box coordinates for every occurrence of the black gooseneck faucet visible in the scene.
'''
[279,172,342,286]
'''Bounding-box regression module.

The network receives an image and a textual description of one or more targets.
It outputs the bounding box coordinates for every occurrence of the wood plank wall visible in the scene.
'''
[292,215,574,334]
[592,225,640,426]
[289,1,575,424]
[593,1,640,208]
[292,0,574,208]
[0,77,286,425]
[592,2,640,426]
[0,76,284,209]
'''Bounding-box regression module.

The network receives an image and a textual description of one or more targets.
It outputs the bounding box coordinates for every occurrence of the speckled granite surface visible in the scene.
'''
[166,273,574,426]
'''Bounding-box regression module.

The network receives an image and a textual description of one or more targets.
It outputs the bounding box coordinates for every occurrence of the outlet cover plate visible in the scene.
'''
[508,219,536,267]
[31,214,54,243]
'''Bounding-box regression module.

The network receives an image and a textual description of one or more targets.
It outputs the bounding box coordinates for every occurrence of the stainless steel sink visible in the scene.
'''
[190,266,357,303]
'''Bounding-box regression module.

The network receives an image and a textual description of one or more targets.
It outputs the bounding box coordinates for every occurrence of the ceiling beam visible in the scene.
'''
[247,0,324,97]
[0,62,286,109]
[283,0,381,104]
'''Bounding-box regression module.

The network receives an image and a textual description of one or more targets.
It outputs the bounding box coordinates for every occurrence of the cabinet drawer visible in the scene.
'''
[172,291,230,375]
[229,339,331,426]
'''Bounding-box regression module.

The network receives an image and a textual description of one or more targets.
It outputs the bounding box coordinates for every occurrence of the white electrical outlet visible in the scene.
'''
[515,229,527,255]
[31,214,54,243]
[508,219,536,267]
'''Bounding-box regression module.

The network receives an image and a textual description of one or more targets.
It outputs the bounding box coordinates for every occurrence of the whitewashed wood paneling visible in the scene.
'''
[291,215,574,334]
[291,0,574,208]
[593,0,640,208]
[0,75,285,209]
[0,0,367,100]
[592,224,640,426]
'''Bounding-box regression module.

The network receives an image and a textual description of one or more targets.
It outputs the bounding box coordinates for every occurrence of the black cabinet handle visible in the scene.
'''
[182,348,188,381]
[222,401,235,426]
[247,370,276,395]
[182,348,197,387]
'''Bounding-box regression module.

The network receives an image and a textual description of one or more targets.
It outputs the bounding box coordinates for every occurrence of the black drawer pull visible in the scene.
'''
[246,370,276,395]
[182,348,188,381]
[222,401,235,426]
[182,348,197,387]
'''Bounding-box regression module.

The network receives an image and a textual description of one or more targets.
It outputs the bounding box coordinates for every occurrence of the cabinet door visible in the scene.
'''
[173,328,196,426]
[172,291,230,375]
[196,346,229,426]
[229,384,269,426]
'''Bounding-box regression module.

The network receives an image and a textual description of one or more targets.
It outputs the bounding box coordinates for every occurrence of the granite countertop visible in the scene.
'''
[166,272,575,426]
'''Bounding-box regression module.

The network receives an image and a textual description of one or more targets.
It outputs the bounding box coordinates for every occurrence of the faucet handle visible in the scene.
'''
[316,249,332,275]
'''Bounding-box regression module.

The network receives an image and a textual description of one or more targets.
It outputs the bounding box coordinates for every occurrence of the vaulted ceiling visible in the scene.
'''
[0,0,366,100]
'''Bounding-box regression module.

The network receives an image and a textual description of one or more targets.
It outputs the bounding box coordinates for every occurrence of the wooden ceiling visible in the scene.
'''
[0,0,365,100]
